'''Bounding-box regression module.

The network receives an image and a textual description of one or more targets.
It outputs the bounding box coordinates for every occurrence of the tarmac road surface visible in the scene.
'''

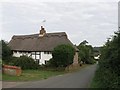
[11,64,97,88]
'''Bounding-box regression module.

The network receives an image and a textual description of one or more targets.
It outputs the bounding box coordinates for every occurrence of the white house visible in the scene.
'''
[8,26,79,65]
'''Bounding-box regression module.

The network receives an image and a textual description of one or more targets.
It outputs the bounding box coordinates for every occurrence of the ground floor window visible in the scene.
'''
[44,51,52,54]
[31,52,41,64]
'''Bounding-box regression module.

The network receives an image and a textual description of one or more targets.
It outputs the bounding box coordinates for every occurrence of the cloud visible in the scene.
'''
[0,0,119,3]
[0,1,118,46]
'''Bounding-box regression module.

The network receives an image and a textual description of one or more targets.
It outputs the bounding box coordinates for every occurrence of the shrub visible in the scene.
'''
[91,30,120,88]
[45,58,56,67]
[12,56,39,70]
[52,44,75,67]
[1,40,12,64]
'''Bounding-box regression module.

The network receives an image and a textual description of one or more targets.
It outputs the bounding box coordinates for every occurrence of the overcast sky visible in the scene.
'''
[0,0,118,47]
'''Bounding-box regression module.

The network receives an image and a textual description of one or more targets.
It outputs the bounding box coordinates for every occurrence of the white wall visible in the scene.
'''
[13,51,31,57]
[40,52,52,65]
[13,51,52,65]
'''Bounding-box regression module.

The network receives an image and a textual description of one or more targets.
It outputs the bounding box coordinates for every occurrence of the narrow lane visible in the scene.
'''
[14,64,97,88]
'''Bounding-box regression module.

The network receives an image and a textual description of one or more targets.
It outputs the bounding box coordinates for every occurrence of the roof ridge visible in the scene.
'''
[13,32,66,37]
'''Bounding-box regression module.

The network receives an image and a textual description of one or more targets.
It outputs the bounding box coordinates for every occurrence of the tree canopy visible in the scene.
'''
[1,40,12,63]
[77,40,95,64]
[52,44,75,67]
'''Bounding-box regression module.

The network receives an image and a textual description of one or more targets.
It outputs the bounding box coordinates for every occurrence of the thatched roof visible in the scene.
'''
[8,32,78,52]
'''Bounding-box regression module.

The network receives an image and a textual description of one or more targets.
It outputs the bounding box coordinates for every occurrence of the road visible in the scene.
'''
[10,64,97,88]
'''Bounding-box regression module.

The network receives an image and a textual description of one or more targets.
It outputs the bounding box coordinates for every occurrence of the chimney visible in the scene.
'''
[39,26,46,37]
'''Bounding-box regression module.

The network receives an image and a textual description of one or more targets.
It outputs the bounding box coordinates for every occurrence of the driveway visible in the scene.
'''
[3,64,97,88]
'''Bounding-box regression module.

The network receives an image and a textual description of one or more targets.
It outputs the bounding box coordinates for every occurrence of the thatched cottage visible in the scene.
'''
[8,26,79,65]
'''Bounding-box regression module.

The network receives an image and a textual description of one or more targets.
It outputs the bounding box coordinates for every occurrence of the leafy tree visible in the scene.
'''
[79,40,88,46]
[77,40,95,64]
[52,44,75,67]
[1,40,12,63]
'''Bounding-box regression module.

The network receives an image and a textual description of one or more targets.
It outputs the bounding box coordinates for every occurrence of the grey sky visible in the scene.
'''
[0,0,118,47]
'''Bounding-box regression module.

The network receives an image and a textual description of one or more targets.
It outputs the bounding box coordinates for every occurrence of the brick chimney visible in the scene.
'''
[39,26,46,37]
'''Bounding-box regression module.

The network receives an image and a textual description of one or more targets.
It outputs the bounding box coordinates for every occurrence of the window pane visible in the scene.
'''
[36,55,40,59]
[32,55,35,59]
[36,52,40,54]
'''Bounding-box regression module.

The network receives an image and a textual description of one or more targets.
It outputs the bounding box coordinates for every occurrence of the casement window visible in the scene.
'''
[44,51,52,54]
[31,52,41,64]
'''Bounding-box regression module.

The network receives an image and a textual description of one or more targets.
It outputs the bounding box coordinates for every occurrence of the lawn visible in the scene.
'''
[2,69,66,81]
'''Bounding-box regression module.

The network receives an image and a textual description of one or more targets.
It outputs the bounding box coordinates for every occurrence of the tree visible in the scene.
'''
[1,40,12,63]
[52,44,75,67]
[77,40,95,64]
[79,40,88,46]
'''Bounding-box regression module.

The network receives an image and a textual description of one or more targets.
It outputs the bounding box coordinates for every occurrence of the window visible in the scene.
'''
[44,51,51,54]
[45,60,48,64]
[36,52,40,54]
[36,55,40,59]
[31,52,41,60]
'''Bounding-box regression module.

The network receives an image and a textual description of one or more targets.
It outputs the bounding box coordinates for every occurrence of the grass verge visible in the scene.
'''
[2,64,92,82]
[2,69,66,81]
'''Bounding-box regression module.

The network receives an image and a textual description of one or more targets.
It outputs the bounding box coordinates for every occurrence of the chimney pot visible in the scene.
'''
[41,26,43,29]
[39,26,46,37]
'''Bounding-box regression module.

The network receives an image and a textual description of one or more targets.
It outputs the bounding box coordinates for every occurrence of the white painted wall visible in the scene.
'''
[13,51,52,65]
[94,55,100,60]
[40,52,52,65]
[13,51,31,57]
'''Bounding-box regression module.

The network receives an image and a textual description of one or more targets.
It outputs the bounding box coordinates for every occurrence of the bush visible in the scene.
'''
[1,40,12,64]
[45,58,56,67]
[11,56,39,70]
[91,30,120,88]
[52,44,75,67]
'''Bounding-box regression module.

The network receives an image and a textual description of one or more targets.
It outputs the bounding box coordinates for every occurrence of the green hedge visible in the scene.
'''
[91,30,120,88]
[52,44,75,67]
[11,56,39,70]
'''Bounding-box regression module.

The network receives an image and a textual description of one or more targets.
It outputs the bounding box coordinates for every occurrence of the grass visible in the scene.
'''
[2,64,91,82]
[2,69,66,81]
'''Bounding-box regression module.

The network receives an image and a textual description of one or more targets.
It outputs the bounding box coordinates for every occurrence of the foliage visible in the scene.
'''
[93,47,101,57]
[1,40,12,63]
[0,41,1,59]
[91,30,120,88]
[52,44,75,67]
[77,40,95,64]
[45,58,56,67]
[11,56,39,70]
